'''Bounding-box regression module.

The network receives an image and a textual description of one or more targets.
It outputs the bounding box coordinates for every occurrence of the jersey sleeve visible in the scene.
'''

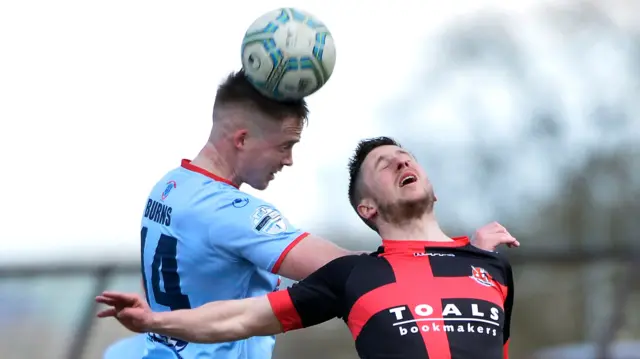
[209,193,308,273]
[266,255,359,332]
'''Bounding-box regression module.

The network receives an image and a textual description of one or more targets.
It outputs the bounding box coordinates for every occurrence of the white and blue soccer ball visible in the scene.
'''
[241,8,336,101]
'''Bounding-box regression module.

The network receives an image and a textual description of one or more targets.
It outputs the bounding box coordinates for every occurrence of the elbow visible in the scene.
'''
[186,298,278,344]
[236,312,281,339]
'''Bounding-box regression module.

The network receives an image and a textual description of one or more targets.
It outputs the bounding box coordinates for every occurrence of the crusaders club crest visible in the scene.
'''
[470,266,494,287]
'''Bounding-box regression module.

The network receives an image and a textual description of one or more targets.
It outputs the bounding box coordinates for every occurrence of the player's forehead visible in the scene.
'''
[279,116,304,135]
[363,145,411,169]
[265,115,303,141]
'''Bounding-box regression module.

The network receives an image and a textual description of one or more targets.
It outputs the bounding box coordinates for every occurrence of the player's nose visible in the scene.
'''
[395,159,410,171]
[282,155,293,167]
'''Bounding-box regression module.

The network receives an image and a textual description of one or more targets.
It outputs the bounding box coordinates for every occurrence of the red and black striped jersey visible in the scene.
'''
[267,236,514,359]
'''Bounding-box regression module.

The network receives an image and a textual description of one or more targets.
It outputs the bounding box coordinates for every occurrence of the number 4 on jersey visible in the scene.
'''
[141,227,191,311]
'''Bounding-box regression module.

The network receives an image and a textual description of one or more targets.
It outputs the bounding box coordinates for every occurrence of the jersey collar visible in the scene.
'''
[181,159,238,188]
[381,236,470,252]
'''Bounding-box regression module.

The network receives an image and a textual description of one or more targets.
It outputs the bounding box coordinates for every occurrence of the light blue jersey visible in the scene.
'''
[104,335,146,359]
[140,159,308,359]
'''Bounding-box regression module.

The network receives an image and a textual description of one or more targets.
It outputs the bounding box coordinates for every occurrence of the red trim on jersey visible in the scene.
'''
[380,236,470,253]
[267,289,302,332]
[271,232,310,274]
[347,283,397,338]
[180,159,238,188]
[503,339,510,359]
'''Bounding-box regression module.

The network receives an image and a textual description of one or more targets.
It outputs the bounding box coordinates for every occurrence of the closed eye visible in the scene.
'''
[281,141,297,151]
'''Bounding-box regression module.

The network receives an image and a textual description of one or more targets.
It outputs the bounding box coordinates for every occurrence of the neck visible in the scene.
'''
[377,212,451,242]
[190,141,242,187]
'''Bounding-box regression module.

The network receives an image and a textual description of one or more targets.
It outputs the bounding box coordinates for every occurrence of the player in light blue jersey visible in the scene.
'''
[133,70,519,359]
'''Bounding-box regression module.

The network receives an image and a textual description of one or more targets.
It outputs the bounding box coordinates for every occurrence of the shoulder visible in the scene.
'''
[494,252,514,285]
[296,254,365,291]
[485,249,513,275]
[460,244,512,267]
[465,246,514,285]
[200,189,293,236]
[189,184,273,216]
[494,251,512,268]
[314,254,372,280]
[160,170,244,212]
[304,254,366,276]
[325,254,368,269]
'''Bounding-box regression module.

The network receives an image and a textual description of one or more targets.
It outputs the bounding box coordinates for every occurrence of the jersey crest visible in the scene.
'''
[469,266,494,287]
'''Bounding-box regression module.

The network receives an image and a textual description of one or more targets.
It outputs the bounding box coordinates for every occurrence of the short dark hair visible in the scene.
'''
[213,70,309,122]
[347,136,401,231]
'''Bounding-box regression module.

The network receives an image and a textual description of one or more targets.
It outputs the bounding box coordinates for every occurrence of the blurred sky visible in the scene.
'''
[0,0,593,264]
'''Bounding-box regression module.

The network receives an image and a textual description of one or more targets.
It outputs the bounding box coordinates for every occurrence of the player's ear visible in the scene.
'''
[232,129,249,150]
[357,198,377,221]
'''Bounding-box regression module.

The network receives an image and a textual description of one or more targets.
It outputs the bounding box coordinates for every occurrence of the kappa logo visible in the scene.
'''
[414,252,455,257]
[232,197,249,208]
[251,205,288,235]
[470,266,494,287]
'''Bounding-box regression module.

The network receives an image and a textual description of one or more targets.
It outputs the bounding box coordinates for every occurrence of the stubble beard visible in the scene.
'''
[377,189,436,227]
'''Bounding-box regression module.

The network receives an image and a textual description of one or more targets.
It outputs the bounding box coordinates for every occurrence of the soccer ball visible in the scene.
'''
[241,8,336,101]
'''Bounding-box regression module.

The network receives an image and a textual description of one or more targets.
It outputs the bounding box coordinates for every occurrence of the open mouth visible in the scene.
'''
[269,169,282,179]
[399,173,418,187]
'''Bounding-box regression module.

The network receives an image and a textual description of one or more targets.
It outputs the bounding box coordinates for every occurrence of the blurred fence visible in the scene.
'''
[1,247,639,359]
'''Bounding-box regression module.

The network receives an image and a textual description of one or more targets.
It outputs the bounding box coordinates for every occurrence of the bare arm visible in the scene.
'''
[149,296,280,344]
[210,202,357,282]
[275,234,353,281]
[97,257,356,344]
[276,221,520,281]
